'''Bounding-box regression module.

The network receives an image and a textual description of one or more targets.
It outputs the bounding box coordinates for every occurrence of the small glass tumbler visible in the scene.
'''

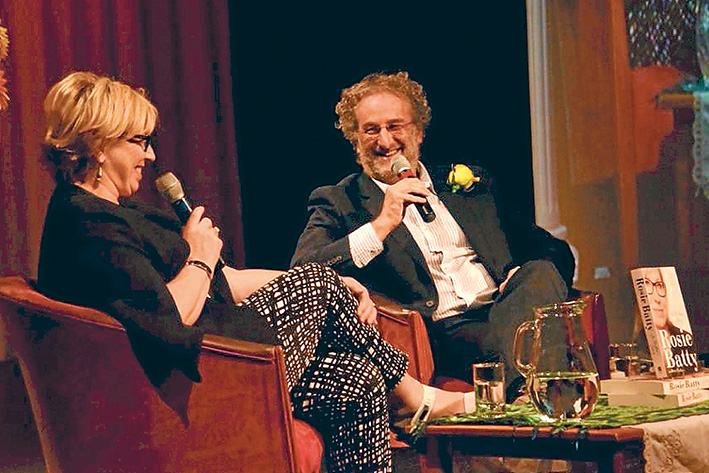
[472,362,506,415]
[608,343,638,379]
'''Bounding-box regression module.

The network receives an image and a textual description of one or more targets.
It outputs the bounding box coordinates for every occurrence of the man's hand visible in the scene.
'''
[340,276,378,325]
[499,266,520,294]
[371,178,431,241]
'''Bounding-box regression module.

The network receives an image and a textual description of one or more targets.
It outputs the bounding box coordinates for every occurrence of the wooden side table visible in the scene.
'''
[420,424,645,473]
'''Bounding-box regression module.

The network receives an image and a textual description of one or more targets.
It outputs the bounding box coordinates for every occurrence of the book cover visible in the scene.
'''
[601,370,709,395]
[630,266,700,378]
[607,389,709,408]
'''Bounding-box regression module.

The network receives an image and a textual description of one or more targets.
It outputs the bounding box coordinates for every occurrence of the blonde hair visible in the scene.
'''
[43,71,158,183]
[335,71,431,144]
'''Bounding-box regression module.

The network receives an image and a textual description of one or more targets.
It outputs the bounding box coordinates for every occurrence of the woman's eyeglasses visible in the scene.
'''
[127,134,155,152]
[644,278,666,297]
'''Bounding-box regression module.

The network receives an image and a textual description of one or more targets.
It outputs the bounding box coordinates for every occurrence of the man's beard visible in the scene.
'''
[358,149,420,184]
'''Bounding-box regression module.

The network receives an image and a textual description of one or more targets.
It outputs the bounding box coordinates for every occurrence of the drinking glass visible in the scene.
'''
[608,342,638,379]
[472,361,506,416]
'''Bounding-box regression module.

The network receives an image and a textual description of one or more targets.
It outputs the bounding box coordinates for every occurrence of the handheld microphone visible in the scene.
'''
[155,172,225,268]
[391,154,436,223]
[155,172,193,222]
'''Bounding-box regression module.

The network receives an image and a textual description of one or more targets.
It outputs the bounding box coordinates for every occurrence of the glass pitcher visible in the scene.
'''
[513,300,599,420]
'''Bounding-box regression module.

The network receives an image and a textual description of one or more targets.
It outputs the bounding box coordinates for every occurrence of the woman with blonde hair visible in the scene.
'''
[37,71,474,473]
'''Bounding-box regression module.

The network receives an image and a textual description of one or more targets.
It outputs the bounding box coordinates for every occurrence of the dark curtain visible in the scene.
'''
[0,0,244,280]
[231,3,533,269]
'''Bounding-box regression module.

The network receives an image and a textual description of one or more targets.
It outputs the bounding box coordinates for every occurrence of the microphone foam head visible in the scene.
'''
[391,154,412,175]
[155,172,185,203]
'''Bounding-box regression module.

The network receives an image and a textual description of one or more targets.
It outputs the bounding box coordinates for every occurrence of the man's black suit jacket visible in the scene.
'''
[291,166,575,318]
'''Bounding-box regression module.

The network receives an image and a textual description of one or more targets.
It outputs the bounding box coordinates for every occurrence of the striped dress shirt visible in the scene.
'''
[349,165,498,321]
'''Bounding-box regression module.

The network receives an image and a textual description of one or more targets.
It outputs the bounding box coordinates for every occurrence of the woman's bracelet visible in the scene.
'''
[185,260,213,281]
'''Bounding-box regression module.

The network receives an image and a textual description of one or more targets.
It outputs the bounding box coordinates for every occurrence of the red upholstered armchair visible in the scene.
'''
[0,276,324,473]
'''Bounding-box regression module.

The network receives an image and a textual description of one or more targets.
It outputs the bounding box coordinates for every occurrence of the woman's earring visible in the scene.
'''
[96,164,103,182]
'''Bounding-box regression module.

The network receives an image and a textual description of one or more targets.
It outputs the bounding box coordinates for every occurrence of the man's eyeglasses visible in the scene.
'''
[127,134,155,152]
[644,278,666,297]
[358,121,413,138]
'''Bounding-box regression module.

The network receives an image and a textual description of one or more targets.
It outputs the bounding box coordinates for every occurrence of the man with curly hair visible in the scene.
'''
[292,71,574,397]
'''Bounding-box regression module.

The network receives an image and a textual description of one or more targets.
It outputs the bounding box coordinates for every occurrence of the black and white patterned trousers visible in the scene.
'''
[237,263,409,473]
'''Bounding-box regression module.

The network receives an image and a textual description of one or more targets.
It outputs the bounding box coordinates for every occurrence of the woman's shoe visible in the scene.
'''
[463,390,476,413]
[392,386,476,443]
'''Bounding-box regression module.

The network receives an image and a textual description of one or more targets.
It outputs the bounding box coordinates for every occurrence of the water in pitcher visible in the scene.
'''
[528,371,599,420]
[514,300,600,419]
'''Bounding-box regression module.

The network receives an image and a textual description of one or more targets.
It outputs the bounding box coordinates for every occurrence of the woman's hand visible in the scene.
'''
[167,207,222,326]
[181,206,223,270]
[340,276,378,325]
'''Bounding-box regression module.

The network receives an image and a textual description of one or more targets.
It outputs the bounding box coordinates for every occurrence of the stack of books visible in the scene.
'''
[601,370,709,407]
[606,265,707,407]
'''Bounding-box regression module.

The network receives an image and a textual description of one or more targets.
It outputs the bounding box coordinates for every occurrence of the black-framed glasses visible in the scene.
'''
[127,134,155,152]
[644,278,666,297]
[358,121,413,138]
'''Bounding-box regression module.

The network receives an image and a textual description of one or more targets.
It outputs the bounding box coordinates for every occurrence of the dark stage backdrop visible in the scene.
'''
[0,0,244,279]
[0,1,532,277]
[230,3,533,269]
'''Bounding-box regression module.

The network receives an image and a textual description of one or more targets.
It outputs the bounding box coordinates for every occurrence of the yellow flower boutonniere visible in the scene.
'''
[446,164,480,194]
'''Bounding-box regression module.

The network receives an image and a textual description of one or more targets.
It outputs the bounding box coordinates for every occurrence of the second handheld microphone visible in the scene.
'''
[390,154,436,223]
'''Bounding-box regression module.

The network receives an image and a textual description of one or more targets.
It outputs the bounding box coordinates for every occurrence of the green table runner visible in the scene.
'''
[428,395,709,432]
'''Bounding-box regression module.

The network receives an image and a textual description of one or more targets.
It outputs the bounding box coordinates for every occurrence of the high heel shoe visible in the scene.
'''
[392,386,476,443]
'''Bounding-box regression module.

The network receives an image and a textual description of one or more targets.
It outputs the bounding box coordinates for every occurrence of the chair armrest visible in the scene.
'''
[201,333,286,360]
[570,290,610,379]
[181,337,305,472]
[370,292,418,321]
[371,292,435,384]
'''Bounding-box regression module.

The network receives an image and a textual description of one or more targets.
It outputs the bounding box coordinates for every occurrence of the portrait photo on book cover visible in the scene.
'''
[635,266,699,375]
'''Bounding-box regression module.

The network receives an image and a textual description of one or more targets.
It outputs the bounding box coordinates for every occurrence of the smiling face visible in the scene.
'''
[353,91,423,184]
[43,72,159,192]
[92,136,156,203]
